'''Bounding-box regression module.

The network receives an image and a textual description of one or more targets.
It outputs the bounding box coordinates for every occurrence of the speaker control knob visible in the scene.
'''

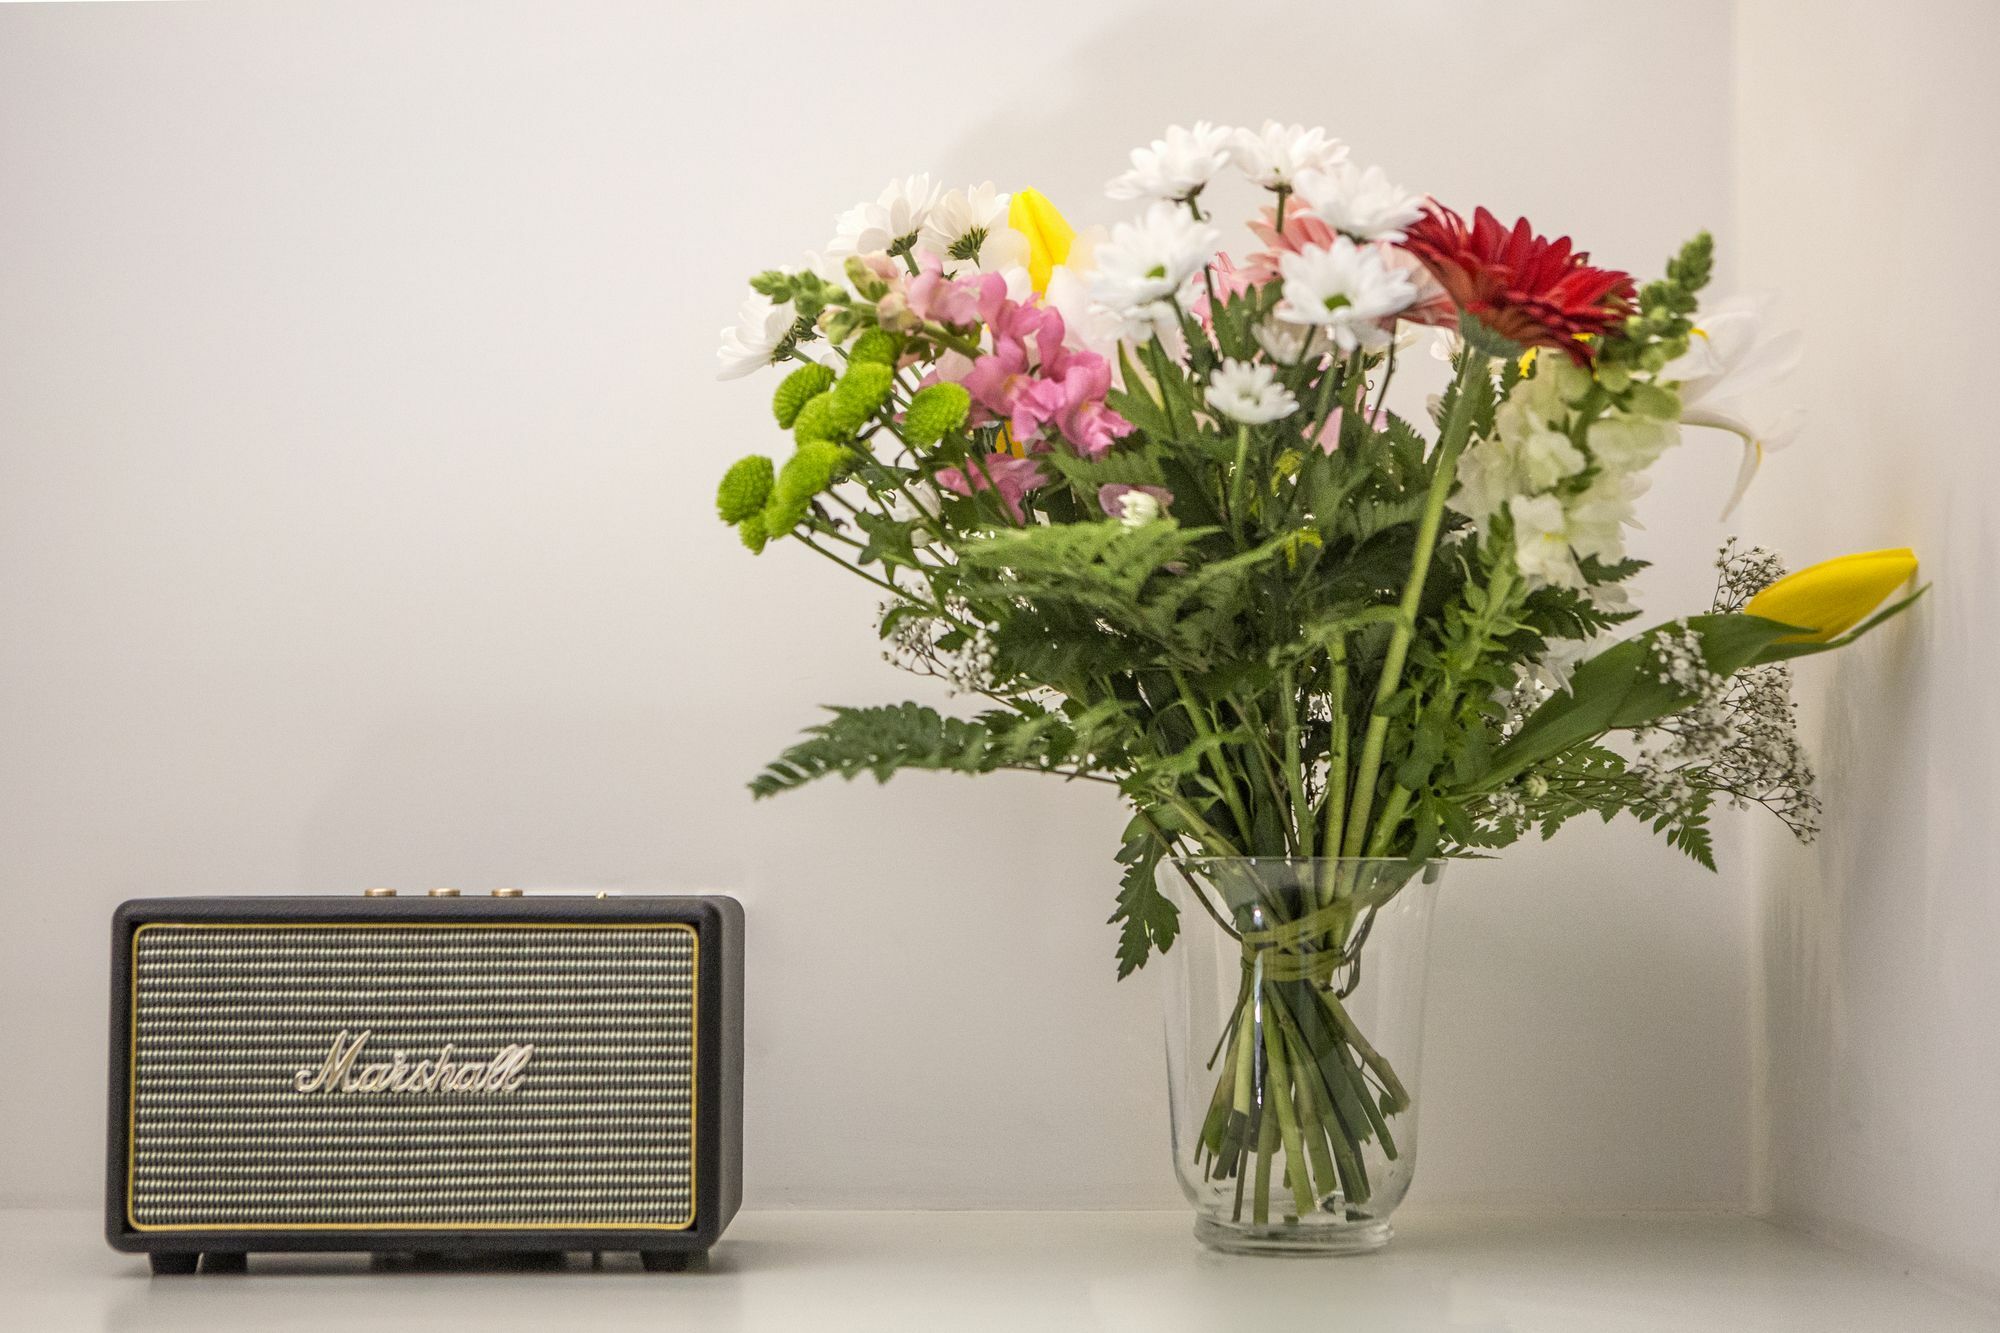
[491,888,524,898]
[363,888,397,898]
[428,888,461,898]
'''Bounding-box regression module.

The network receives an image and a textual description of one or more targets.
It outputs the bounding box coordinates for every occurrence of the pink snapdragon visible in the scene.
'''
[936,452,1049,523]
[954,286,1131,457]
[905,257,987,328]
[1022,353,1133,459]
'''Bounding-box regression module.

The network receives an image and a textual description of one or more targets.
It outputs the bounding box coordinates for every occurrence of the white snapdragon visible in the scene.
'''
[1205,358,1300,425]
[1507,494,1586,588]
[1586,414,1679,473]
[1106,121,1236,204]
[716,294,798,380]
[1293,162,1427,241]
[1089,201,1221,318]
[1453,423,1587,527]
[1563,467,1646,566]
[1274,237,1417,351]
[1230,121,1348,189]
[826,175,942,257]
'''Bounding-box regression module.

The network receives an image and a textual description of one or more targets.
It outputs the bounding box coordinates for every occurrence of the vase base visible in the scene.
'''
[1192,1215,1392,1257]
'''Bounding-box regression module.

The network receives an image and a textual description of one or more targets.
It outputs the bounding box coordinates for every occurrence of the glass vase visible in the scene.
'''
[1159,857,1444,1256]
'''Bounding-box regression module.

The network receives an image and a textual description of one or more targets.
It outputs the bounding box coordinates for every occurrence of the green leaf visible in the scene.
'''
[1472,613,1809,788]
[1109,815,1178,978]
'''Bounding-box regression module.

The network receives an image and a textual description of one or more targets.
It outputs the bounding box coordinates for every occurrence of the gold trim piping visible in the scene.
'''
[126,920,698,1234]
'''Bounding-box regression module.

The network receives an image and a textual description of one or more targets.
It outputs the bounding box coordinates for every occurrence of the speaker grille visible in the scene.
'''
[126,923,696,1231]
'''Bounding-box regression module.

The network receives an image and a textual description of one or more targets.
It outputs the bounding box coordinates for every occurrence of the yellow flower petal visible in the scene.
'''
[1746,548,1918,642]
[1008,188,1074,295]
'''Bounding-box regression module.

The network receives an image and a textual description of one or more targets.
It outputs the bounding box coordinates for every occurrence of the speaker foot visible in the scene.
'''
[148,1253,200,1276]
[640,1250,696,1273]
[201,1252,247,1273]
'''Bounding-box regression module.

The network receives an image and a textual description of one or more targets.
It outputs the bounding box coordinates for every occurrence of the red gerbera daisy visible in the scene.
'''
[1399,204,1634,363]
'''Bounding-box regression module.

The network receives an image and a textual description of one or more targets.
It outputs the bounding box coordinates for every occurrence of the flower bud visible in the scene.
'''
[1746,548,1918,642]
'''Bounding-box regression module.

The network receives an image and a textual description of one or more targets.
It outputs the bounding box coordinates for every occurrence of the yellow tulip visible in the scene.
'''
[1008,188,1074,295]
[1745,548,1919,641]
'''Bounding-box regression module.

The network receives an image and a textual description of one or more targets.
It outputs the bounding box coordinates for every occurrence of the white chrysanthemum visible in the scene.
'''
[1274,238,1416,350]
[1089,201,1221,316]
[1293,162,1427,241]
[1205,358,1299,425]
[1230,121,1348,189]
[1106,121,1236,203]
[716,294,797,380]
[919,182,1029,273]
[826,175,943,257]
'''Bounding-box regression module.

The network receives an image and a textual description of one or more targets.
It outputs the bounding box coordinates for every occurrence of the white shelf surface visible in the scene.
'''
[11,1207,1996,1331]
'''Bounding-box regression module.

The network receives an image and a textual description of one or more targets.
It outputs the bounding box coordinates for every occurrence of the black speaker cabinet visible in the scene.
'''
[107,893,743,1273]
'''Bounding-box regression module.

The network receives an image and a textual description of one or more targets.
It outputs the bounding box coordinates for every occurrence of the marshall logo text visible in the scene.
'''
[291,1029,534,1095]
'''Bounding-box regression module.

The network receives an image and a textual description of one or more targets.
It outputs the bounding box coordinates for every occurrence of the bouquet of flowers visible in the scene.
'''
[714,122,1920,1240]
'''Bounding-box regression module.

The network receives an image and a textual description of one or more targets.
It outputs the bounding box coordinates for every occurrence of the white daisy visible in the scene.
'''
[1274,238,1417,351]
[716,294,798,380]
[1106,121,1236,204]
[1293,162,1427,241]
[1231,121,1348,190]
[826,175,942,257]
[1205,358,1299,425]
[1089,201,1221,318]
[919,182,1029,272]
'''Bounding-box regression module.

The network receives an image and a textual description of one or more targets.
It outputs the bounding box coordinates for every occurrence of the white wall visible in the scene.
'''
[1736,0,2000,1290]
[0,0,1746,1211]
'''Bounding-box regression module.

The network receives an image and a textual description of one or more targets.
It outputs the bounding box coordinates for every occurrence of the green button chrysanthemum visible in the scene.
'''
[716,454,775,523]
[901,382,971,447]
[737,512,770,554]
[777,441,848,504]
[847,328,903,367]
[792,392,841,445]
[825,361,895,435]
[772,363,836,428]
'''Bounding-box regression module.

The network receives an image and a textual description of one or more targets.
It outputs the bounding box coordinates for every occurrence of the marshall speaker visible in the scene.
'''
[107,892,742,1273]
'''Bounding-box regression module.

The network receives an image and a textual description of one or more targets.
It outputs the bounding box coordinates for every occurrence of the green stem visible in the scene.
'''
[1172,669,1252,845]
[1318,639,1350,904]
[922,321,984,359]
[1364,786,1412,858]
[1261,1013,1315,1218]
[1228,423,1252,535]
[1341,353,1488,857]
[1278,669,1313,859]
